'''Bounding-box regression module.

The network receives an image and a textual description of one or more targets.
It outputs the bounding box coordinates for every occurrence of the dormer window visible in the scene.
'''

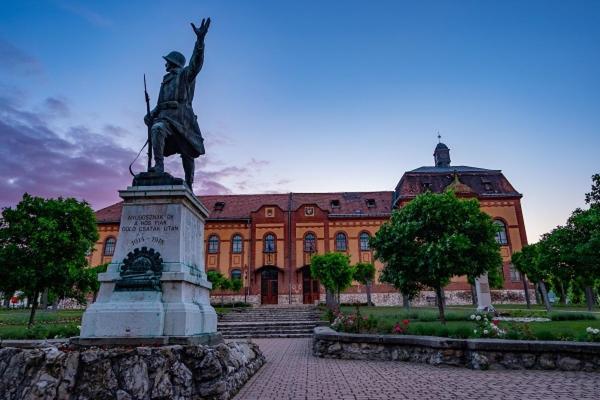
[214,201,225,211]
[366,199,376,208]
[330,200,340,209]
[481,178,493,192]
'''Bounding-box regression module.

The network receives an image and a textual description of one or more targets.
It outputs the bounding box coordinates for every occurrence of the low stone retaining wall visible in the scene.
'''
[0,340,265,400]
[313,326,600,372]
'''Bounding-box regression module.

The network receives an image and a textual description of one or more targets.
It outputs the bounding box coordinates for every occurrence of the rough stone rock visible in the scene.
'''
[469,352,489,370]
[0,341,265,400]
[538,354,556,370]
[557,356,581,371]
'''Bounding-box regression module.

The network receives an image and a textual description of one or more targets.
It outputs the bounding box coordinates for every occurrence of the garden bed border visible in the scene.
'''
[313,326,600,371]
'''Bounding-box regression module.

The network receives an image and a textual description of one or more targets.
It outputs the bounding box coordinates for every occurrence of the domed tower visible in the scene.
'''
[434,142,451,167]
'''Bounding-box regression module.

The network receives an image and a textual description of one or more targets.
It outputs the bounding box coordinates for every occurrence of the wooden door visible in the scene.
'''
[261,268,278,304]
[302,268,320,304]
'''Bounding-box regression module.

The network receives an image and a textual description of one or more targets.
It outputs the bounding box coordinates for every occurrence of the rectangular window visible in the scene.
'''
[509,265,521,282]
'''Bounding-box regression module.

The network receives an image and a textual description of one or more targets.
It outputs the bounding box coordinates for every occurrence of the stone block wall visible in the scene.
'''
[313,327,600,372]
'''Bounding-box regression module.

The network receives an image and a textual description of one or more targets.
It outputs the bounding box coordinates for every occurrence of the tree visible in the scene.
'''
[0,194,98,327]
[310,252,354,308]
[206,270,226,305]
[564,207,600,310]
[371,191,502,324]
[379,267,422,311]
[230,278,243,308]
[585,173,600,208]
[353,262,376,306]
[512,244,553,312]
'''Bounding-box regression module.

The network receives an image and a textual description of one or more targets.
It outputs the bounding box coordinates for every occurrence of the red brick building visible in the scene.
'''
[91,143,531,305]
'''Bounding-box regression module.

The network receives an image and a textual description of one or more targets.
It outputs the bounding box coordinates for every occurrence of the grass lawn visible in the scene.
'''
[0,306,235,340]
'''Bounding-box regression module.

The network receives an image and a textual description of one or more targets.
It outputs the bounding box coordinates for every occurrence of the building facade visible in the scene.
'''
[91,143,532,306]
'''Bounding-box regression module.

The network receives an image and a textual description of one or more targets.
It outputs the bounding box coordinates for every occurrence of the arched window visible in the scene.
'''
[103,237,116,256]
[208,235,220,253]
[264,234,276,253]
[359,232,371,251]
[231,269,242,281]
[231,234,243,254]
[304,233,316,253]
[494,220,508,245]
[335,232,347,251]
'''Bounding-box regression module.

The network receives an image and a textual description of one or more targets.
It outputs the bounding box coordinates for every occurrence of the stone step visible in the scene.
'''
[219,320,319,326]
[219,327,315,334]
[221,333,313,339]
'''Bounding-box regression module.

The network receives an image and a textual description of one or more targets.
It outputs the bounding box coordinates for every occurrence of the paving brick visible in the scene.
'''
[234,338,600,400]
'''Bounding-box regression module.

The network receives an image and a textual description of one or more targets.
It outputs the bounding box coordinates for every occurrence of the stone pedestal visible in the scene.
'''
[80,184,218,343]
[475,273,494,311]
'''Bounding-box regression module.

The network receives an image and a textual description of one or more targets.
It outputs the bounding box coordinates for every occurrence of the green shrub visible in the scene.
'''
[25,325,50,339]
[549,311,597,321]
[535,330,557,341]
[449,325,474,339]
[432,325,449,337]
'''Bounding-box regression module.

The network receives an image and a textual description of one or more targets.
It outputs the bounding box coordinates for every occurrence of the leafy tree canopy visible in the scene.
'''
[353,262,376,285]
[0,193,98,325]
[371,191,502,322]
[310,252,354,298]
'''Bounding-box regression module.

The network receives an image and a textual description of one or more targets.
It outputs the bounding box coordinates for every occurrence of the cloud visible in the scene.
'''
[0,97,247,210]
[0,38,43,75]
[43,97,70,118]
[0,95,294,210]
[56,1,112,28]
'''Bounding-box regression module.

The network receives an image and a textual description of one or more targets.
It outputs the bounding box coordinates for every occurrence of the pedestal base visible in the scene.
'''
[71,332,223,347]
[80,184,217,340]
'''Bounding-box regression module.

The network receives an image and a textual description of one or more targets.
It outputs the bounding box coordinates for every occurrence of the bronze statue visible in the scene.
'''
[144,18,211,188]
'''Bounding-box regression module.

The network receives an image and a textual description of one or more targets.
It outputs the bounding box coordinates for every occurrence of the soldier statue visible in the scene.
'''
[144,18,211,188]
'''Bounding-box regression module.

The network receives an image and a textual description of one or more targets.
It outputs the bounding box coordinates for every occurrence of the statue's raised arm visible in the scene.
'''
[187,18,211,79]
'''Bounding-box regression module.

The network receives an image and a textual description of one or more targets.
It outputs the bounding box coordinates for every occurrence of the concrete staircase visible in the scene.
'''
[218,305,324,338]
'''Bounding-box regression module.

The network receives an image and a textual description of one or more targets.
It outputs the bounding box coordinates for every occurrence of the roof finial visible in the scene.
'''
[437,131,441,143]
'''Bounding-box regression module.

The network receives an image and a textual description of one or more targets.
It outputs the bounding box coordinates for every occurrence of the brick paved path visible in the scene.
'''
[235,338,600,400]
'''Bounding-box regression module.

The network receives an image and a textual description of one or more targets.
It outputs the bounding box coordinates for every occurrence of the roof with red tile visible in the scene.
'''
[95,191,394,223]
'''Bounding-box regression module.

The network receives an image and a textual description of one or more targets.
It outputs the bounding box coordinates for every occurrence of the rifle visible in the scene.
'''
[144,74,152,171]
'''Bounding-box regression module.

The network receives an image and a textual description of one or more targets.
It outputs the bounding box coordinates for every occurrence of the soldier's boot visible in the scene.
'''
[151,159,164,174]
[182,154,195,188]
[150,122,167,174]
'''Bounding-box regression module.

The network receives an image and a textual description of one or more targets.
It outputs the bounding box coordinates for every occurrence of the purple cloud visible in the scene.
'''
[43,97,70,118]
[0,38,43,75]
[0,97,241,210]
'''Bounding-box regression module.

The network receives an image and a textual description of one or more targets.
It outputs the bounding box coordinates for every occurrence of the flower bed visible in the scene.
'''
[326,307,600,342]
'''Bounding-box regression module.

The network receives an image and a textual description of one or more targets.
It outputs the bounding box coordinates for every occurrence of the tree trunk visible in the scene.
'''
[40,289,49,309]
[534,283,542,305]
[584,286,595,311]
[28,290,40,328]
[470,284,478,306]
[558,281,567,305]
[402,293,410,312]
[366,281,372,306]
[522,275,531,309]
[326,289,335,309]
[435,285,446,325]
[539,281,552,312]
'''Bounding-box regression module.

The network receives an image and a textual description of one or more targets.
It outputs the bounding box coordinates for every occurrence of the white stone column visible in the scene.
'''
[475,272,493,311]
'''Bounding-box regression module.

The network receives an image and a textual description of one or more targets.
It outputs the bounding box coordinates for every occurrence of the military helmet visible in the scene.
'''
[163,51,186,68]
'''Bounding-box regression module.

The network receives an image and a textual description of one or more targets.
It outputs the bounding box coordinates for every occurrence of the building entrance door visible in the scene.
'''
[261,268,278,304]
[302,267,320,304]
